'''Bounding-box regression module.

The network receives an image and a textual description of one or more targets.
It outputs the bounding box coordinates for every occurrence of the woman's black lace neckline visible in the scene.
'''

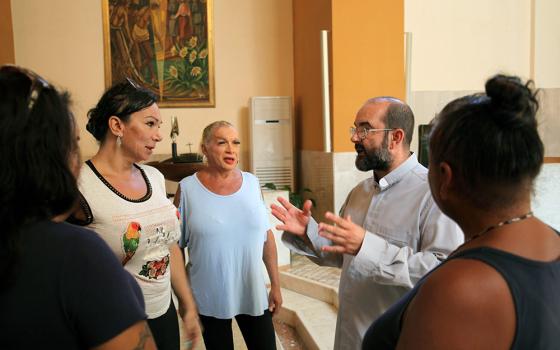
[85,160,152,203]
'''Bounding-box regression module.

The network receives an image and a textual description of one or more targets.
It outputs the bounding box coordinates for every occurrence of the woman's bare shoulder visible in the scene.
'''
[397,258,515,350]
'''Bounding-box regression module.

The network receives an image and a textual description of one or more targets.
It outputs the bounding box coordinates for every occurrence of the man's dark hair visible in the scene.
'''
[386,102,414,145]
[429,74,543,209]
[368,97,415,146]
[0,66,78,289]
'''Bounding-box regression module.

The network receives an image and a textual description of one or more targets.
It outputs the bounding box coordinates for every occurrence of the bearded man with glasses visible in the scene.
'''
[271,97,463,350]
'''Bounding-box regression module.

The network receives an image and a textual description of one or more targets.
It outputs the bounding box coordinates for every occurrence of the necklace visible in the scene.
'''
[469,211,533,241]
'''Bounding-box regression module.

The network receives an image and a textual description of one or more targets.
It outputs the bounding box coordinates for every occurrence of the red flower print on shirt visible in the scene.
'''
[139,255,170,280]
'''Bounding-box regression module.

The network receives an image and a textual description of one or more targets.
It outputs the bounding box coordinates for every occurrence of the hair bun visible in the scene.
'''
[484,74,538,127]
[85,115,99,139]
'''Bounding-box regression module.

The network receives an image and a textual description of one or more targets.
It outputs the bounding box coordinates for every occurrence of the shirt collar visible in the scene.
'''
[375,153,419,191]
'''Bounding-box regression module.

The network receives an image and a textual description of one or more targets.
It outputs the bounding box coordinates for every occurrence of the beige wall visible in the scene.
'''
[405,0,531,92]
[11,0,294,170]
[404,0,560,156]
[405,0,560,91]
[535,0,560,87]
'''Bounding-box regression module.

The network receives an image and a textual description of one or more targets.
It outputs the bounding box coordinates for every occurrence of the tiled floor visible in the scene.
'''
[285,254,341,289]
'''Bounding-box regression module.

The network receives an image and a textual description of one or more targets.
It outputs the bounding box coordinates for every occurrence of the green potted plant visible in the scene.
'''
[263,183,316,210]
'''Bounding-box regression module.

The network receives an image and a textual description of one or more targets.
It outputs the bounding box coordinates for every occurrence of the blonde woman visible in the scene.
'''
[175,121,282,350]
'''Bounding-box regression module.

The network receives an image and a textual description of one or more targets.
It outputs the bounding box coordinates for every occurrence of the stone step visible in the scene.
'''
[276,287,337,350]
[280,270,339,309]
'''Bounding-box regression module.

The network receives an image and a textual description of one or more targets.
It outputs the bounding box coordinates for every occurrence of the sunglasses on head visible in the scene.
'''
[0,65,51,115]
[126,77,142,90]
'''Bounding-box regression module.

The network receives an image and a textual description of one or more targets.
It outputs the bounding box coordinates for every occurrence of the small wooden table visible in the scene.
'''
[146,158,206,182]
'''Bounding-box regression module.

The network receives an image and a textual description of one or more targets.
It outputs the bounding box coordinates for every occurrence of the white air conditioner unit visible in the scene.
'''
[249,96,294,190]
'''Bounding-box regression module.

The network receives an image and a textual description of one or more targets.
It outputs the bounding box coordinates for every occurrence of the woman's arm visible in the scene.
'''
[173,186,181,207]
[263,230,283,315]
[170,243,201,348]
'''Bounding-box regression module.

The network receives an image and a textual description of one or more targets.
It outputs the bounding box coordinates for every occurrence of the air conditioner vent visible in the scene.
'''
[250,97,294,190]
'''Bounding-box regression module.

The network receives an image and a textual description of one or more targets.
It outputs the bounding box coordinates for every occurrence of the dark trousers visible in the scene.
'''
[199,310,276,350]
[147,299,179,350]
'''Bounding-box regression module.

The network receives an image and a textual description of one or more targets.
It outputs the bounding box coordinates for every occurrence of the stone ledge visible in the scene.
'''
[277,287,337,350]
[280,270,339,309]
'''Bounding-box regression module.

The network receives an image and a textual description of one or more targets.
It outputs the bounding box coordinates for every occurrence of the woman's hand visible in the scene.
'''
[263,231,283,316]
[169,244,201,348]
[179,306,201,349]
[268,287,283,316]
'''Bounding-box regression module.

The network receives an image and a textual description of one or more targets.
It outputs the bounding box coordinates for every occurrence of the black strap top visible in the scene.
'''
[362,235,560,349]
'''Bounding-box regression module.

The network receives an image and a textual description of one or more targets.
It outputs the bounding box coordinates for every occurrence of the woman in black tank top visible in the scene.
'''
[363,74,560,350]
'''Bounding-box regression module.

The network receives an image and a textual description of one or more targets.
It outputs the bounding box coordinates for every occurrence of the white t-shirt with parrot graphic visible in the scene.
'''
[78,161,180,319]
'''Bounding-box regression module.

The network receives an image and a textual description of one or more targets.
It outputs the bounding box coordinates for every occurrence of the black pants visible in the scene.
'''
[199,310,276,350]
[147,299,179,350]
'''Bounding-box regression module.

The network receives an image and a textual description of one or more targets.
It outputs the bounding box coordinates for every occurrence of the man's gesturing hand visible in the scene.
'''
[318,211,366,256]
[270,197,313,237]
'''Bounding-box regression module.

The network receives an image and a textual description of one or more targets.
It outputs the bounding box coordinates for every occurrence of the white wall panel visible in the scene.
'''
[405,0,531,91]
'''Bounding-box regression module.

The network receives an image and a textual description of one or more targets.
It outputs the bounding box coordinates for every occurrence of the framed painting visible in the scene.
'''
[102,0,215,107]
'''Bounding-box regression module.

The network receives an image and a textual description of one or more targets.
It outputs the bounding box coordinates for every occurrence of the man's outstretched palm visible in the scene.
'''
[270,197,313,236]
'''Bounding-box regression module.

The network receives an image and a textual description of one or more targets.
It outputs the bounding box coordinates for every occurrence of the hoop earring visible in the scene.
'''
[116,135,122,147]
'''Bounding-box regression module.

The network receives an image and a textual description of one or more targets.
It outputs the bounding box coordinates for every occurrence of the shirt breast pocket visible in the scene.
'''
[366,224,417,249]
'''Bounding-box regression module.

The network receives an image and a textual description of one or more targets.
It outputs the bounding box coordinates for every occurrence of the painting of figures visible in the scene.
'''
[103,0,214,107]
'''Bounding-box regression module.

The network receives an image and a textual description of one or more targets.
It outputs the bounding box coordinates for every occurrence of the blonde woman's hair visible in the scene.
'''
[200,120,234,149]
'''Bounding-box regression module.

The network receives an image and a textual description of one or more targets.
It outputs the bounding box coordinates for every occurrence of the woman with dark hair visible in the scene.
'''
[73,79,200,350]
[362,75,560,349]
[0,65,154,349]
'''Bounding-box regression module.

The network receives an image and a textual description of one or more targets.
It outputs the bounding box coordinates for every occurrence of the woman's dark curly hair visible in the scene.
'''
[0,66,79,290]
[86,79,157,142]
[430,74,544,210]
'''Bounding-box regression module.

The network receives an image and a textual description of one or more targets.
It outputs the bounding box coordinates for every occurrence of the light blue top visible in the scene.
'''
[178,171,270,318]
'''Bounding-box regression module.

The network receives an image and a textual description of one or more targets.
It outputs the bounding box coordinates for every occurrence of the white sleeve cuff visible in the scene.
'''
[351,231,385,275]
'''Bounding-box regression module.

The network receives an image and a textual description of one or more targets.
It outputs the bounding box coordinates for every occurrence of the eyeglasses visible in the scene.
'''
[0,65,50,115]
[350,126,393,140]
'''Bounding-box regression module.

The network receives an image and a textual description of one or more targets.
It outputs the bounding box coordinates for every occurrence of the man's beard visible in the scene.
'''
[355,136,392,172]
